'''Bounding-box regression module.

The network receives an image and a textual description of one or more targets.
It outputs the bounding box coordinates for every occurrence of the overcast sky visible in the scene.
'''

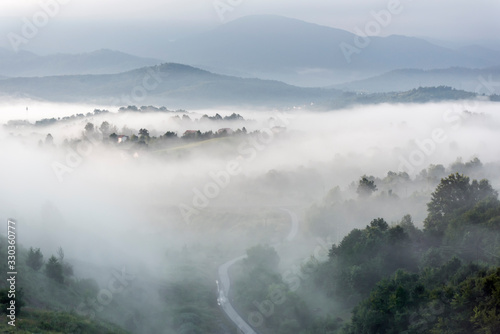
[0,0,499,56]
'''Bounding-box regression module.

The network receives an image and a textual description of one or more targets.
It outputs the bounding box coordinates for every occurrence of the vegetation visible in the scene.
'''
[2,104,500,334]
[0,287,25,316]
[0,239,130,332]
[233,245,314,334]
[320,86,480,110]
[357,176,378,198]
[45,255,65,284]
[159,247,236,334]
[231,170,500,334]
[26,247,44,271]
[311,173,500,333]
[0,234,235,333]
[0,307,130,334]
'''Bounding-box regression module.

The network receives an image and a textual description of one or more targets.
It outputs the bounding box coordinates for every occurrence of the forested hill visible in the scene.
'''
[231,171,500,333]
[0,61,491,108]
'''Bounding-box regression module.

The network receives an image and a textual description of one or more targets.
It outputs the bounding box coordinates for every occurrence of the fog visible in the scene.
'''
[1,99,499,332]
[2,100,500,245]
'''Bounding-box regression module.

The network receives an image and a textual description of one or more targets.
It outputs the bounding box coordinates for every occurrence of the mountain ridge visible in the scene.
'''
[0,62,338,108]
[159,15,500,86]
[334,67,500,93]
[2,15,499,88]
[0,62,488,110]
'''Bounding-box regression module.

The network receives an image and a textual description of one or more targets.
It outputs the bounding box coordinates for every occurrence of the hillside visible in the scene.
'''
[335,67,500,93]
[0,63,489,109]
[0,63,338,108]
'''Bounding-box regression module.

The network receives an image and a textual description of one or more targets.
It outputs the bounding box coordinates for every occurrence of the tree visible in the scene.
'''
[398,214,422,242]
[243,244,280,273]
[139,128,150,138]
[84,122,94,134]
[57,247,74,277]
[164,131,177,138]
[57,246,64,261]
[357,176,377,198]
[424,173,498,237]
[99,121,110,135]
[109,133,118,142]
[369,218,389,231]
[26,247,44,271]
[45,255,64,284]
[324,186,342,205]
[45,133,54,146]
[427,164,446,183]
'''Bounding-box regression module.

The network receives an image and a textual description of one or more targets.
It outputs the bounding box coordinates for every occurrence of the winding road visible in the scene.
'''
[216,208,299,334]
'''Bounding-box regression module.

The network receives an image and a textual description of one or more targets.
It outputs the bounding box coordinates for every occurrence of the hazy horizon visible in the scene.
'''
[0,1,499,57]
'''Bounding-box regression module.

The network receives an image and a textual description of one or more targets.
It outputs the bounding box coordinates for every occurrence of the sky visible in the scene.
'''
[0,0,499,56]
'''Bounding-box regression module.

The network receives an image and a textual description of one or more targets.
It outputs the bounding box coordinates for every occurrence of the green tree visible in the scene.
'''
[424,173,498,238]
[26,247,44,271]
[45,255,64,284]
[357,176,377,198]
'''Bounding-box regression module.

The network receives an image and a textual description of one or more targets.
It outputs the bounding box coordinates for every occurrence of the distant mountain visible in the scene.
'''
[456,45,500,65]
[0,48,163,77]
[334,67,500,93]
[160,15,500,86]
[0,63,338,108]
[0,63,487,109]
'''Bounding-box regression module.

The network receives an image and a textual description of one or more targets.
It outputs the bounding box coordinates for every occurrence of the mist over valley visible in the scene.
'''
[0,1,500,333]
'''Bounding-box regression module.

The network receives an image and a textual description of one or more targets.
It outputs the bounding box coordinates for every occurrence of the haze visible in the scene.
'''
[1,0,499,56]
[0,1,499,333]
[2,101,500,259]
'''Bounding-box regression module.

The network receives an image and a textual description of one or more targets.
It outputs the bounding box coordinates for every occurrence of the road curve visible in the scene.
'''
[217,208,299,334]
[280,208,299,242]
[217,255,257,334]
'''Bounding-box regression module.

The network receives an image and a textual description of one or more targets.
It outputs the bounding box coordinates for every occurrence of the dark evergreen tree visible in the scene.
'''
[26,247,44,271]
